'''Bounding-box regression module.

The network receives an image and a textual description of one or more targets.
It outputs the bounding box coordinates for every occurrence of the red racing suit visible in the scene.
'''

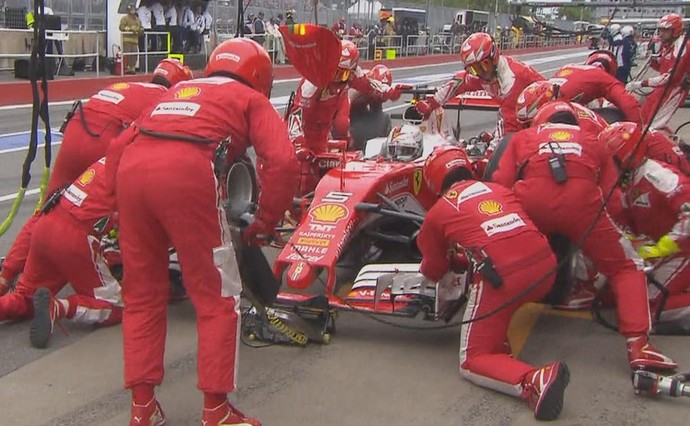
[622,159,690,328]
[0,158,122,325]
[646,131,690,175]
[549,64,642,123]
[428,56,544,138]
[640,37,690,131]
[0,82,167,286]
[418,180,556,397]
[112,76,298,394]
[492,123,651,337]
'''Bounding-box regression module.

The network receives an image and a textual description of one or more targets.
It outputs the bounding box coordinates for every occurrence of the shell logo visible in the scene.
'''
[556,69,573,77]
[309,203,347,223]
[174,87,201,99]
[551,131,573,142]
[478,200,503,215]
[111,83,129,91]
[78,168,96,186]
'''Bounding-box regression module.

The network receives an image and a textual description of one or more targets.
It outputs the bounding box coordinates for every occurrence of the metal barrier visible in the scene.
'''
[0,28,105,75]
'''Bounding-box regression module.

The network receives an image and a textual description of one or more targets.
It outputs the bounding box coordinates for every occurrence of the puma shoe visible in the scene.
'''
[627,335,678,371]
[29,288,66,349]
[202,401,261,426]
[130,397,166,426]
[521,362,570,421]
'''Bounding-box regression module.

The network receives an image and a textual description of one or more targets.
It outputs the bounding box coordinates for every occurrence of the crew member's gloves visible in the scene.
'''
[385,84,413,102]
[637,235,680,260]
[626,81,644,91]
[415,98,441,118]
[293,138,314,162]
[242,215,276,247]
[450,252,470,274]
[0,277,8,296]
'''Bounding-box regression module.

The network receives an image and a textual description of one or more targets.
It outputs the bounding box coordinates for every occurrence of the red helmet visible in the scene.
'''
[459,33,499,77]
[598,121,646,169]
[205,38,273,97]
[516,81,556,127]
[585,50,618,77]
[335,40,360,82]
[532,100,578,128]
[152,59,193,88]
[658,13,683,39]
[368,64,392,86]
[423,145,475,197]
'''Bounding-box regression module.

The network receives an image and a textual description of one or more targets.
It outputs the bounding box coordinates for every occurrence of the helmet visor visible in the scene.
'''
[334,68,351,82]
[466,58,493,77]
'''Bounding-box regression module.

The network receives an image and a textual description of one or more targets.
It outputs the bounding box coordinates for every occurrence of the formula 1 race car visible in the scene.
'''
[228,86,472,346]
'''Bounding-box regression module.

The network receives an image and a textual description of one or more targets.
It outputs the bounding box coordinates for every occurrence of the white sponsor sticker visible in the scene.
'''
[92,90,125,105]
[481,213,526,236]
[63,184,88,207]
[457,181,492,204]
[538,142,582,156]
[150,102,201,117]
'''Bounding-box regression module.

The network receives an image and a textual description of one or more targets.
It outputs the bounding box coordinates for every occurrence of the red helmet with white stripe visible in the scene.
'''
[532,100,578,128]
[335,40,360,82]
[598,121,646,169]
[516,81,557,127]
[585,50,618,77]
[658,13,683,40]
[423,145,475,197]
[205,38,273,97]
[152,59,193,88]
[368,64,392,86]
[459,33,499,79]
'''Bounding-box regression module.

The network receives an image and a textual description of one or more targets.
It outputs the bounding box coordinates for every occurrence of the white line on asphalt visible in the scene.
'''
[0,188,40,202]
[0,141,63,155]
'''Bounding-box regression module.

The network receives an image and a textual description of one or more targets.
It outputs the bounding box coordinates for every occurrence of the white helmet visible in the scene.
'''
[383,124,423,162]
[609,24,621,35]
[621,25,634,37]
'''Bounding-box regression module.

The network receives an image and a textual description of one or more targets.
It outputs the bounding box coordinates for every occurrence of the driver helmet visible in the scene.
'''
[459,32,499,79]
[383,124,423,162]
[335,40,359,82]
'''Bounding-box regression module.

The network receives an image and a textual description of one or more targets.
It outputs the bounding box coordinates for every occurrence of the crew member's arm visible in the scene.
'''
[417,206,450,282]
[331,90,351,141]
[600,72,642,123]
[490,130,521,189]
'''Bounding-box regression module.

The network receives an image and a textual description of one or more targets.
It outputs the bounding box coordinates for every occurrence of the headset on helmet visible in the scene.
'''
[152,58,193,88]
[658,13,683,39]
[335,40,360,82]
[585,50,618,77]
[459,32,499,78]
[598,121,646,169]
[532,100,578,128]
[382,124,424,162]
[368,64,392,86]
[423,145,475,197]
[205,38,273,97]
[516,81,556,127]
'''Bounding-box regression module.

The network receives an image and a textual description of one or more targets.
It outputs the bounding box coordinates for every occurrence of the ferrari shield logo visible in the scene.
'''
[413,169,423,195]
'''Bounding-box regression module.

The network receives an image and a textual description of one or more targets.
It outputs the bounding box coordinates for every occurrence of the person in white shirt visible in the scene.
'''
[137,1,152,52]
[179,1,195,53]
[150,1,166,52]
[187,4,206,54]
[164,0,181,52]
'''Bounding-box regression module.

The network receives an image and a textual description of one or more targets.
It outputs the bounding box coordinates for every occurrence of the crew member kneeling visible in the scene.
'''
[416,146,569,421]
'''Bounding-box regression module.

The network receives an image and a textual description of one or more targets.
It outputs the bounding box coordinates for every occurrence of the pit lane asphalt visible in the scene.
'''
[1,48,689,425]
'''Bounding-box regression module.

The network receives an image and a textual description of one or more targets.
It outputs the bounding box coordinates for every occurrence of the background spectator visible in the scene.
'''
[119,3,143,74]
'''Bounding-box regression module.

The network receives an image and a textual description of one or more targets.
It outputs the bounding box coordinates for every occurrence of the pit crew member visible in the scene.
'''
[0,59,192,291]
[548,50,642,122]
[287,40,405,194]
[492,100,677,371]
[415,32,544,140]
[112,38,298,426]
[0,158,121,349]
[418,145,568,421]
[600,122,690,334]
[626,13,690,132]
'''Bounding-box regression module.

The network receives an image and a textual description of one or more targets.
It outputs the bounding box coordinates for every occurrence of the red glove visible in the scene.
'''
[242,216,275,247]
[478,131,494,143]
[450,252,470,274]
[415,98,440,119]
